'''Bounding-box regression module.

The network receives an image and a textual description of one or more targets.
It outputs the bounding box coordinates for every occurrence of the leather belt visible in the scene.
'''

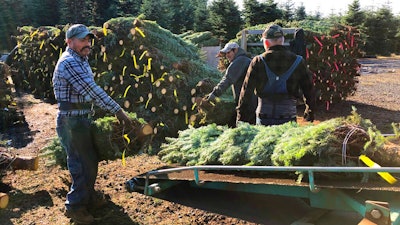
[58,101,92,111]
[259,113,296,119]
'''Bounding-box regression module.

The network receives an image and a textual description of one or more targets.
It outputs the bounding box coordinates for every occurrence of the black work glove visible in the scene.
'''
[303,110,314,122]
[116,109,133,127]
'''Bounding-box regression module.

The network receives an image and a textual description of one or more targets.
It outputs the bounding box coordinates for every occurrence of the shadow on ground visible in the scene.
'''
[0,189,53,225]
[153,182,362,225]
[298,100,400,134]
[91,201,140,225]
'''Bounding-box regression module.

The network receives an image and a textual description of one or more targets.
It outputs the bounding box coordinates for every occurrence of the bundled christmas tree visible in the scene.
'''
[0,62,19,132]
[159,109,400,179]
[9,17,228,151]
[305,24,363,110]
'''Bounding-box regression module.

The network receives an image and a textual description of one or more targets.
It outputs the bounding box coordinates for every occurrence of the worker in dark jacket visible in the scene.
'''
[289,28,307,59]
[206,42,256,126]
[237,24,316,126]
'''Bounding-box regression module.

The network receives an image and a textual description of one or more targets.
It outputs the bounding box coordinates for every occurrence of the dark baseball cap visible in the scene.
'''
[66,24,95,39]
[263,24,284,39]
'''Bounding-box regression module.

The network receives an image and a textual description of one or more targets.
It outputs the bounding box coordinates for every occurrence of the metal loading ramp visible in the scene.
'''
[126,166,400,225]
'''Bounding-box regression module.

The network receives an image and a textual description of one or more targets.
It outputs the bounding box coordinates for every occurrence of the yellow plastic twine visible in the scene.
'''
[359,155,397,184]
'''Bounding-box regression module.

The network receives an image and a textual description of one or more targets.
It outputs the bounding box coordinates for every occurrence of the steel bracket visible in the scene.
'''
[359,200,391,225]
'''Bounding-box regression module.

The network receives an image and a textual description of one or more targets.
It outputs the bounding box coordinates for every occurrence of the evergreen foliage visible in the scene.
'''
[0,62,18,132]
[9,17,227,150]
[281,0,295,21]
[0,63,13,108]
[117,0,142,17]
[263,0,284,23]
[297,19,337,34]
[179,31,220,47]
[214,123,260,165]
[243,0,265,27]
[306,24,363,105]
[140,0,168,29]
[364,7,398,56]
[1,0,400,55]
[167,0,194,34]
[40,112,150,168]
[59,0,91,25]
[272,119,342,166]
[40,137,67,168]
[88,0,119,26]
[158,123,225,165]
[0,0,27,50]
[92,112,150,159]
[247,122,299,166]
[235,22,362,106]
[344,0,365,28]
[192,0,210,32]
[243,0,283,26]
[140,0,196,34]
[207,0,243,43]
[159,110,400,179]
[294,4,307,21]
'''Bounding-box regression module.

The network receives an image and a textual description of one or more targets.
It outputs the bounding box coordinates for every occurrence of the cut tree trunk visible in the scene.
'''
[11,155,39,171]
[0,192,8,209]
[2,149,38,171]
[136,123,154,138]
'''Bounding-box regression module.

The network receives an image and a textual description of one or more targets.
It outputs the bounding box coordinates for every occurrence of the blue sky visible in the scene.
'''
[233,0,400,17]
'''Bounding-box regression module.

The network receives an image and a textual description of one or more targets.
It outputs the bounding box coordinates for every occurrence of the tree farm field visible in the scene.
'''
[1,56,400,225]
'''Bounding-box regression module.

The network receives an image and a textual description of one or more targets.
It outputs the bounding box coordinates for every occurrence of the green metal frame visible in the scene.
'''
[134,166,400,224]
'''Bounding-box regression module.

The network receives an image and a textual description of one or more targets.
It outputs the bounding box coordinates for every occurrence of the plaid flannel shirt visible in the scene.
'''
[53,47,121,116]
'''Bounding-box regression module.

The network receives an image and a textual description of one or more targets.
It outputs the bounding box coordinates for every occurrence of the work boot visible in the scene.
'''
[65,207,94,224]
[88,192,109,211]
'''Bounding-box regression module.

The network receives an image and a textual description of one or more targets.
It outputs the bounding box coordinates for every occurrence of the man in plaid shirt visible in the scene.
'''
[53,24,132,224]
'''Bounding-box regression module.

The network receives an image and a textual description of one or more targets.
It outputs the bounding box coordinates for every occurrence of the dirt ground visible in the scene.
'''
[1,57,400,225]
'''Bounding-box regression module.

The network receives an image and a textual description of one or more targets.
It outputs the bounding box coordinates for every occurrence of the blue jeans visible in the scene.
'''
[56,114,98,210]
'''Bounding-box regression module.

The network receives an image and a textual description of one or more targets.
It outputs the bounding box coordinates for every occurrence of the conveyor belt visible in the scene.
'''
[128,165,400,225]
[134,165,400,191]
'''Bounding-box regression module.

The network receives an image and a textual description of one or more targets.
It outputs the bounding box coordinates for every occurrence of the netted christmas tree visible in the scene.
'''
[305,24,362,110]
[235,23,363,110]
[0,62,19,132]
